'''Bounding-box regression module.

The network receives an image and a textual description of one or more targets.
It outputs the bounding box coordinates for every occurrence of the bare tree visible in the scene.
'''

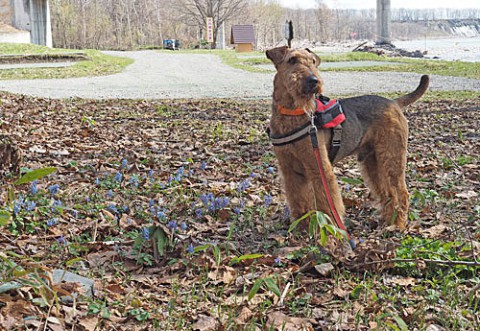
[177,0,247,48]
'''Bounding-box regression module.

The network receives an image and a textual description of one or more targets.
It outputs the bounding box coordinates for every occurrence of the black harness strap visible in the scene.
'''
[269,100,345,163]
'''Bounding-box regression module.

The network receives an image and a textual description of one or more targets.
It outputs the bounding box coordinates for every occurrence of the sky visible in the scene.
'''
[279,0,479,10]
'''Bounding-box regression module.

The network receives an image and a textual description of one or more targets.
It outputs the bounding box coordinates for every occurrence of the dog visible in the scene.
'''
[266,46,429,230]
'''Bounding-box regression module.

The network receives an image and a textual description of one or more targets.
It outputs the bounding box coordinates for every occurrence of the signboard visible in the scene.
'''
[206,17,214,43]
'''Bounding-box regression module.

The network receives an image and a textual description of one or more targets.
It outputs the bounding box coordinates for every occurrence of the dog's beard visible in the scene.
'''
[293,95,316,114]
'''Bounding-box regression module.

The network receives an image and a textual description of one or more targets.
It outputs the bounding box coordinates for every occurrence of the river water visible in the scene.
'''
[394,37,480,62]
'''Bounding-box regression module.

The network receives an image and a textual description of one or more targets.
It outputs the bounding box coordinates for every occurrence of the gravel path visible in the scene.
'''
[0,50,478,99]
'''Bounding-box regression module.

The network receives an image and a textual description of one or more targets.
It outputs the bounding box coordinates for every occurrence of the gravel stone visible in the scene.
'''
[0,50,478,100]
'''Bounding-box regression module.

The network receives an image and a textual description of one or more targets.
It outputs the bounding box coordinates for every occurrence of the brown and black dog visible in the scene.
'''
[266,46,429,230]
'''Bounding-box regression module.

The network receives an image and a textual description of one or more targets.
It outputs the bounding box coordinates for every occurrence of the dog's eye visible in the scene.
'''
[288,56,297,64]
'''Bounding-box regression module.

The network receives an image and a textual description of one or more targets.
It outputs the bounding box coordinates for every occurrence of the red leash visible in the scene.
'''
[309,126,356,249]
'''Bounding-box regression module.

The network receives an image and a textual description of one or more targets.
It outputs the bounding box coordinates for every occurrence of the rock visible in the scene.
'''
[52,269,95,303]
[314,262,335,276]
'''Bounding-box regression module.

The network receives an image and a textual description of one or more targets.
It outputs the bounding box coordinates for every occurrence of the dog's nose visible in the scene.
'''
[306,75,319,92]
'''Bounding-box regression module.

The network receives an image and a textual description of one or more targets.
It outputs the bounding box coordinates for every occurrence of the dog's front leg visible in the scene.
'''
[304,142,346,223]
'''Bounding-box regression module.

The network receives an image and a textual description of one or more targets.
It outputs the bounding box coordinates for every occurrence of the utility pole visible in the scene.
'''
[376,0,391,44]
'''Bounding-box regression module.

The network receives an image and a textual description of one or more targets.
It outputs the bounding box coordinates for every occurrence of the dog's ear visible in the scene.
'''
[266,46,289,66]
[305,48,321,67]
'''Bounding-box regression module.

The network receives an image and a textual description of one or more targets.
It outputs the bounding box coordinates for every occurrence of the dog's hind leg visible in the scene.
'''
[358,109,409,229]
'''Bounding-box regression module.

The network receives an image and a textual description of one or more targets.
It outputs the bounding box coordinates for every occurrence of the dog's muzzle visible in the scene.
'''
[305,75,319,94]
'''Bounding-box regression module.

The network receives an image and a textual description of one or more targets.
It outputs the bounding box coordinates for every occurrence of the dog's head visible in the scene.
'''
[266,46,323,107]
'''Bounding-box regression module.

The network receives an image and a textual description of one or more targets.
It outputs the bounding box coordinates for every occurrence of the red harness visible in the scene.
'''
[277,97,346,128]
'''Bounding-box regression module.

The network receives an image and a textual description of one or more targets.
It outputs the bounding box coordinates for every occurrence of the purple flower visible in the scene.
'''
[142,227,150,240]
[148,170,154,178]
[274,256,281,265]
[345,184,351,192]
[187,243,194,254]
[114,171,123,183]
[264,194,273,208]
[167,221,178,231]
[48,184,60,196]
[130,175,139,188]
[56,236,67,245]
[200,161,207,171]
[25,200,36,212]
[237,179,251,193]
[46,218,58,227]
[30,180,39,195]
[107,204,118,214]
[195,209,203,219]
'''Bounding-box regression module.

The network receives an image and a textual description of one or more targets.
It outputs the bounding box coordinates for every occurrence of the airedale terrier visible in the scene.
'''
[266,46,429,230]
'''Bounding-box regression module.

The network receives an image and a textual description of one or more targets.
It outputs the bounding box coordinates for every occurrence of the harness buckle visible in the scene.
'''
[331,125,342,147]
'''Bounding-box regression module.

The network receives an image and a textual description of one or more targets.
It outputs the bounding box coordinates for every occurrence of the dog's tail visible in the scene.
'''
[395,75,429,108]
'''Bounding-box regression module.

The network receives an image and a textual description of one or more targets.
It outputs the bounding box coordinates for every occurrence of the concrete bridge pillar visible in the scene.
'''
[376,0,391,44]
[10,0,52,47]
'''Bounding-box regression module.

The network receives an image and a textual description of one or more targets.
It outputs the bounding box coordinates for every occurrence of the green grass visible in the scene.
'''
[0,43,133,80]
[170,48,480,79]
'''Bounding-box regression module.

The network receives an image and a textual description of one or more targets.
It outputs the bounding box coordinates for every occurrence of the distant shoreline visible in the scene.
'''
[307,37,480,62]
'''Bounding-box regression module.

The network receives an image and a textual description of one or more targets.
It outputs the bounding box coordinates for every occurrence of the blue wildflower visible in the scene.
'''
[267,166,275,174]
[95,178,100,185]
[167,221,178,231]
[187,243,194,254]
[48,184,60,196]
[25,201,36,212]
[175,166,185,181]
[345,184,351,192]
[142,228,150,240]
[56,236,67,245]
[264,194,273,208]
[106,190,114,198]
[237,179,251,192]
[181,222,188,231]
[107,204,118,214]
[13,201,22,214]
[250,172,258,178]
[200,193,214,206]
[30,180,39,195]
[200,161,207,171]
[234,199,245,214]
[130,175,139,188]
[148,170,154,178]
[195,209,203,219]
[114,171,123,183]
[156,209,166,220]
[46,218,57,227]
[274,256,282,265]
[121,159,128,169]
